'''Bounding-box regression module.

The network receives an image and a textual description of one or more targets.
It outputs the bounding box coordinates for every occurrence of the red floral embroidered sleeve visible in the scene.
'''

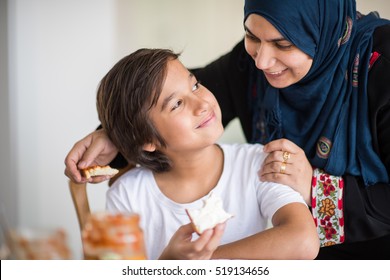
[311,168,345,247]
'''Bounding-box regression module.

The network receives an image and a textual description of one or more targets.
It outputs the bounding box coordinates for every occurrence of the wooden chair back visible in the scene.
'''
[68,165,134,231]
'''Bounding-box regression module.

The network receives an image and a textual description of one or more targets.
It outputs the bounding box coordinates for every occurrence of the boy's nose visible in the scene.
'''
[193,97,209,116]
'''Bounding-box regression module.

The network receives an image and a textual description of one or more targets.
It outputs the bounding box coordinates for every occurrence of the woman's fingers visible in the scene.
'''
[263,138,300,154]
[259,138,313,205]
[64,129,119,184]
[64,139,90,183]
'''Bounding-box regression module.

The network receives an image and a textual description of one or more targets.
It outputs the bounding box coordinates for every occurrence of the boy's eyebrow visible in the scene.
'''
[160,73,194,112]
[161,93,175,112]
[244,25,286,43]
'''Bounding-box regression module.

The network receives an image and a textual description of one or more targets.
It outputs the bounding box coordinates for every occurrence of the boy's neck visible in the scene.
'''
[153,144,224,204]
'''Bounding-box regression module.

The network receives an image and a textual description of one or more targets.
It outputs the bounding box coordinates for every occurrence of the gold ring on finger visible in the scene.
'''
[282,151,291,163]
[280,162,287,174]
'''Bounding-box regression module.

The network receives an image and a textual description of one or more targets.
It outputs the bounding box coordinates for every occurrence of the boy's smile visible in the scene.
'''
[196,111,216,129]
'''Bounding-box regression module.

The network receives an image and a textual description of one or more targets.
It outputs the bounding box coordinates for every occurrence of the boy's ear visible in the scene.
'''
[142,143,156,152]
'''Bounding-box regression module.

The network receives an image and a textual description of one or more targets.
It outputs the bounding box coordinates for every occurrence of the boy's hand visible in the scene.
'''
[159,223,225,260]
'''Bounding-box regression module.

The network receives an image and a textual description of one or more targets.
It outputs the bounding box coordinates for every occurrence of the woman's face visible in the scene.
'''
[244,14,313,88]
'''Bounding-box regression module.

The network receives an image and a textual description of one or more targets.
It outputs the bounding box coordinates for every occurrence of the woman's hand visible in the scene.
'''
[64,129,119,183]
[259,138,312,205]
[159,223,225,260]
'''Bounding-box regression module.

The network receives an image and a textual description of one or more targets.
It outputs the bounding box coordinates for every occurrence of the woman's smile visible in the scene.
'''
[263,68,288,79]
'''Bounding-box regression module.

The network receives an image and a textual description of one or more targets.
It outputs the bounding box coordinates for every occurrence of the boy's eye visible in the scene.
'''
[192,82,201,92]
[171,100,183,111]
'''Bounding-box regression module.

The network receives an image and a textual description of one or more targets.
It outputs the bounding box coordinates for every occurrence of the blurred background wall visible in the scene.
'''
[0,0,389,259]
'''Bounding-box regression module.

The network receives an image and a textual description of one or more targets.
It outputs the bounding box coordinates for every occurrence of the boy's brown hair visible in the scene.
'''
[96,48,179,172]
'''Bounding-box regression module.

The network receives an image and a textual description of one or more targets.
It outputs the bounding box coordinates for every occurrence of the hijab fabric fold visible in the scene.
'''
[245,0,390,185]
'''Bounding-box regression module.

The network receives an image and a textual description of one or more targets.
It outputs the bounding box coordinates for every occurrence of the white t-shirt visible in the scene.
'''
[106,143,306,259]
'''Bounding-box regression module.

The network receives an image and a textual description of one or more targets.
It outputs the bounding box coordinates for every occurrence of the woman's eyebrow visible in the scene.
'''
[244,25,286,43]
[244,25,257,38]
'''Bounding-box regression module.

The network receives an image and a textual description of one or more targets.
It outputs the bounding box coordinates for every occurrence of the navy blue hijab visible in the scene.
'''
[245,0,390,186]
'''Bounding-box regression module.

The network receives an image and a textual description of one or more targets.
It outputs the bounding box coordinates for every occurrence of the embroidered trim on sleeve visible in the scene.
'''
[311,168,345,247]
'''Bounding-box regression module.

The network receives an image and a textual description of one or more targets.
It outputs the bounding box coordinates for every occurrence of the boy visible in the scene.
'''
[97,48,319,259]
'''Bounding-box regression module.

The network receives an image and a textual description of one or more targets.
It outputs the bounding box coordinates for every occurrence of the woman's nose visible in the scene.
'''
[254,44,276,70]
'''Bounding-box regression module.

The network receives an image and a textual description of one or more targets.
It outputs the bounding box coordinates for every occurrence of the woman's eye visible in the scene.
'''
[171,100,183,111]
[275,42,294,50]
[245,32,260,43]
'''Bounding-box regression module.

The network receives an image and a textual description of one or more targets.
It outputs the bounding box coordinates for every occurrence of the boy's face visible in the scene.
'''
[147,59,224,156]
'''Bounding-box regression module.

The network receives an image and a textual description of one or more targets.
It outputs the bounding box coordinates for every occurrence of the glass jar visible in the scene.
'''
[82,212,146,260]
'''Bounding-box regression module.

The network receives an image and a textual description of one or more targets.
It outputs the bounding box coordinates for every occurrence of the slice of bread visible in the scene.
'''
[186,193,233,235]
[81,165,119,179]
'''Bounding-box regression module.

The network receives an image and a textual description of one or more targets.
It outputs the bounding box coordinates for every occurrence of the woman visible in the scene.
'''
[65,0,390,259]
